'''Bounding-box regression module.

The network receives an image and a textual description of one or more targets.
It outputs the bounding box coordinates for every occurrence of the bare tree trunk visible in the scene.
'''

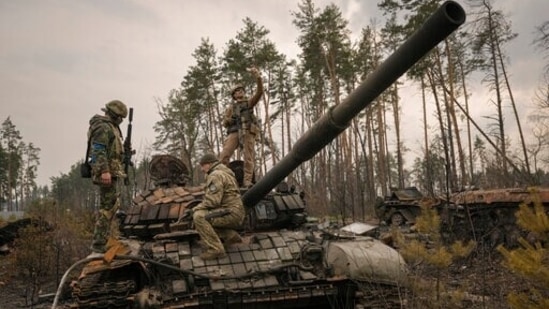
[421,74,433,195]
[427,68,451,193]
[261,71,276,167]
[207,78,222,157]
[391,84,404,188]
[382,98,392,190]
[434,49,458,190]
[285,93,292,154]
[324,44,355,218]
[444,42,468,187]
[366,110,376,205]
[496,41,531,176]
[485,0,508,176]
[376,100,388,196]
[352,118,365,219]
[458,59,475,184]
[441,82,531,183]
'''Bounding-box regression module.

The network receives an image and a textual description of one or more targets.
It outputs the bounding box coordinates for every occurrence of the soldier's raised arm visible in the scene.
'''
[248,67,263,108]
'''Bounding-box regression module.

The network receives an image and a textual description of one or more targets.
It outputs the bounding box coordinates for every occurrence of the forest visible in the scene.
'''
[1,0,548,217]
[0,0,548,308]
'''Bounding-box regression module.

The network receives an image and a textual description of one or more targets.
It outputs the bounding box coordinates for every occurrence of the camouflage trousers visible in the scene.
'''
[92,180,120,251]
[193,208,245,253]
[219,131,255,187]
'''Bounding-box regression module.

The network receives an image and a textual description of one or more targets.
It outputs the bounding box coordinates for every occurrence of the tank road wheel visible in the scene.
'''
[390,213,404,226]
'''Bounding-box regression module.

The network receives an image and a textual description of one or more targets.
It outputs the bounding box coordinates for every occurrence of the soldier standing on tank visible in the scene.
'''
[219,67,263,188]
[192,153,245,260]
[88,100,128,253]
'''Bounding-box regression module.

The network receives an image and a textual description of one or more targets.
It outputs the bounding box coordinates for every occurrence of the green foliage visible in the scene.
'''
[506,289,549,309]
[12,223,54,305]
[50,160,97,210]
[449,240,476,259]
[412,137,449,194]
[10,197,92,304]
[413,202,441,236]
[497,190,549,309]
[8,213,18,221]
[13,221,54,277]
[396,201,476,307]
[515,195,549,237]
[0,117,41,211]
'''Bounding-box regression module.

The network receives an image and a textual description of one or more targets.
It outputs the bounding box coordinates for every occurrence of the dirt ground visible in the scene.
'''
[405,252,526,309]
[0,253,56,309]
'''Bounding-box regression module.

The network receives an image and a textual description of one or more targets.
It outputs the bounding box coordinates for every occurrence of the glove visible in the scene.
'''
[180,208,193,220]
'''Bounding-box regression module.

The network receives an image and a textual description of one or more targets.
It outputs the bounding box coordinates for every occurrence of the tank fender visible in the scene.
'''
[325,237,408,285]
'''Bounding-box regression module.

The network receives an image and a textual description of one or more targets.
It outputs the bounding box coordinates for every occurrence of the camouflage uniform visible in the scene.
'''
[193,160,245,258]
[88,100,127,252]
[219,72,263,187]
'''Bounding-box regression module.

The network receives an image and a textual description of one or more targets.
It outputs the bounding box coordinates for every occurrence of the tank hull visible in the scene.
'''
[71,231,407,309]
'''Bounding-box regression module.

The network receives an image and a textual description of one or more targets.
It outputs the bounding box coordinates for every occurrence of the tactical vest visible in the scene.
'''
[228,99,259,135]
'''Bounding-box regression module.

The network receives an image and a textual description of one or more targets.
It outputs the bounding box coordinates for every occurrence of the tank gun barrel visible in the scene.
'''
[243,1,466,208]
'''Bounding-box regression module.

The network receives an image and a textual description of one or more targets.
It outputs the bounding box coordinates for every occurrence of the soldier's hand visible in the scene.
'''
[248,67,260,78]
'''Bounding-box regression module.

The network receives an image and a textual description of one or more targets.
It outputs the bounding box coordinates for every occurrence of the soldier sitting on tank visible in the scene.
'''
[219,67,263,188]
[192,153,245,260]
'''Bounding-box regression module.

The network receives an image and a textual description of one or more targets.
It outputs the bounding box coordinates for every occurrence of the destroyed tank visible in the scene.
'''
[444,187,549,248]
[374,187,439,226]
[54,2,465,308]
[375,186,549,249]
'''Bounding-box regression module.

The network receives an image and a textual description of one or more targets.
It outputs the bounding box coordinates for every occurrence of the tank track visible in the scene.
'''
[71,271,137,308]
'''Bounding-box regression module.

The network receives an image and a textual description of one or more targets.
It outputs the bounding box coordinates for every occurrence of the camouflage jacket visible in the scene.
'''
[194,162,244,216]
[88,114,124,181]
[222,77,263,135]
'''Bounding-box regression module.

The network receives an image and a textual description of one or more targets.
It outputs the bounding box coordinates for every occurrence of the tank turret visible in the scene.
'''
[244,0,465,208]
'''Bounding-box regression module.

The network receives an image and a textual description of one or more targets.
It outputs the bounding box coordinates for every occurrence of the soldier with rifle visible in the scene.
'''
[86,100,133,253]
[219,67,263,188]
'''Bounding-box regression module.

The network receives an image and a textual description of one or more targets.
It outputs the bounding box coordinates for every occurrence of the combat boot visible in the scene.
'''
[200,249,226,260]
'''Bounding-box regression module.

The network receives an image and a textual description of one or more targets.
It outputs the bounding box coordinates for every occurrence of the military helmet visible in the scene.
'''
[104,100,128,118]
[199,153,218,165]
[230,84,245,98]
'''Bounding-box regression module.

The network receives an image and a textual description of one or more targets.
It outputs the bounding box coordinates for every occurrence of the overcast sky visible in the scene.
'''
[1,0,547,187]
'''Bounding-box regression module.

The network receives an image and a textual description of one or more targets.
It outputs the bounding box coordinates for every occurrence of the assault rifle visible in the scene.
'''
[123,107,134,185]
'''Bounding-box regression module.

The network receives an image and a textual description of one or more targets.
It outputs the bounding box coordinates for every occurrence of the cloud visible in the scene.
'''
[0,0,546,187]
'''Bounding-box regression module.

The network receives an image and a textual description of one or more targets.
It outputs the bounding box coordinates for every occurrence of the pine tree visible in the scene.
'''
[497,188,549,309]
[1,117,23,211]
[396,200,475,307]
